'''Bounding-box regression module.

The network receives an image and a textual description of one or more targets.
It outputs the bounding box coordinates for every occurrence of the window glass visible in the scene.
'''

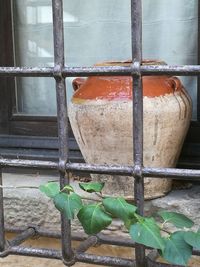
[13,0,198,118]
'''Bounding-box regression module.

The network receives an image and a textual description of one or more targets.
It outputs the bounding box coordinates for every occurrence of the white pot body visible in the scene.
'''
[69,89,192,199]
[69,62,192,200]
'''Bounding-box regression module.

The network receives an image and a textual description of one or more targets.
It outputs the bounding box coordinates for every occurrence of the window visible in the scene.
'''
[0,0,200,168]
[0,0,200,266]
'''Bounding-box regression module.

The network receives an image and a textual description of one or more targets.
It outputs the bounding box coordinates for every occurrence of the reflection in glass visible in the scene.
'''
[13,0,198,118]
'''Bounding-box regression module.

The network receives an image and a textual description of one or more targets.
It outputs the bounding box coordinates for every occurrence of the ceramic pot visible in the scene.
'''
[68,60,192,200]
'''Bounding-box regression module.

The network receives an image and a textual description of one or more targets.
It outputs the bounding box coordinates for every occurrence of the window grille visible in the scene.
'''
[0,0,200,266]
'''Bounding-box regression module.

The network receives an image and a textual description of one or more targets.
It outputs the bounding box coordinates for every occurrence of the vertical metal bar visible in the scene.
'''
[52,0,73,263]
[197,0,200,121]
[0,169,5,251]
[131,0,145,267]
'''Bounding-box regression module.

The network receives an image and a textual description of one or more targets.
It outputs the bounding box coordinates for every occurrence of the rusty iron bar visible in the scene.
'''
[6,226,200,256]
[52,0,73,263]
[76,236,98,254]
[1,158,200,180]
[131,0,146,266]
[75,253,135,267]
[0,158,58,169]
[6,226,136,248]
[8,227,36,247]
[2,65,200,77]
[3,245,136,267]
[0,169,5,252]
[8,246,62,260]
[4,226,200,266]
[66,163,200,180]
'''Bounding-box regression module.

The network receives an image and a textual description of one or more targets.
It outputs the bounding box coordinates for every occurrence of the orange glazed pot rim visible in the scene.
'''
[94,59,167,67]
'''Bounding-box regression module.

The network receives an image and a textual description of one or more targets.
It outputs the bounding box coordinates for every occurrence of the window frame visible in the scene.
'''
[0,0,81,162]
[0,0,200,168]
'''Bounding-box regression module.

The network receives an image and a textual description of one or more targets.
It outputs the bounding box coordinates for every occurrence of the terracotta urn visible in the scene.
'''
[68,60,192,200]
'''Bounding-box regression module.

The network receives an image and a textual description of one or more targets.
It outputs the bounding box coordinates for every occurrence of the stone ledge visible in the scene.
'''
[2,172,200,235]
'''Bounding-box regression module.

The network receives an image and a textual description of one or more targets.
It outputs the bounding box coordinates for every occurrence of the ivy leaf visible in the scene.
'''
[130,217,165,250]
[39,182,60,198]
[158,211,194,228]
[77,204,112,235]
[162,231,192,266]
[53,192,82,220]
[184,230,200,249]
[102,197,137,222]
[79,182,105,193]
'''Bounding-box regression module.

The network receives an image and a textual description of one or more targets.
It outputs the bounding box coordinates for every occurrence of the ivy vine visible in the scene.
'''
[40,181,200,266]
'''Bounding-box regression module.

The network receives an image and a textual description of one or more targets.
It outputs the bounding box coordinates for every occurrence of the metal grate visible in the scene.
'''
[0,0,200,266]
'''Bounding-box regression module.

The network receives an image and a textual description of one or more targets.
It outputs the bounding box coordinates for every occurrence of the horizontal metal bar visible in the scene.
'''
[9,246,62,260]
[6,226,136,248]
[143,167,200,179]
[8,246,200,267]
[0,159,58,169]
[8,226,200,254]
[1,65,200,77]
[66,163,200,180]
[0,67,53,77]
[5,227,200,265]
[66,163,133,175]
[97,233,135,248]
[1,159,200,180]
[0,65,135,77]
[7,245,136,267]
[141,64,200,76]
[76,253,135,267]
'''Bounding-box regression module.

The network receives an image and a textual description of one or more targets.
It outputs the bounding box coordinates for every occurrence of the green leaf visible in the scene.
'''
[77,204,112,235]
[184,230,200,249]
[162,231,192,266]
[158,211,194,228]
[79,182,105,193]
[53,192,82,220]
[129,217,165,250]
[39,182,60,198]
[102,197,137,222]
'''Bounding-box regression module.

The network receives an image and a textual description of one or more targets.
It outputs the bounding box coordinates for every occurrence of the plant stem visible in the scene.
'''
[160,227,172,235]
[94,192,104,199]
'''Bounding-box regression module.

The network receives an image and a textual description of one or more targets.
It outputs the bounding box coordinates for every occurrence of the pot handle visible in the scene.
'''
[167,76,182,92]
[72,78,86,91]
